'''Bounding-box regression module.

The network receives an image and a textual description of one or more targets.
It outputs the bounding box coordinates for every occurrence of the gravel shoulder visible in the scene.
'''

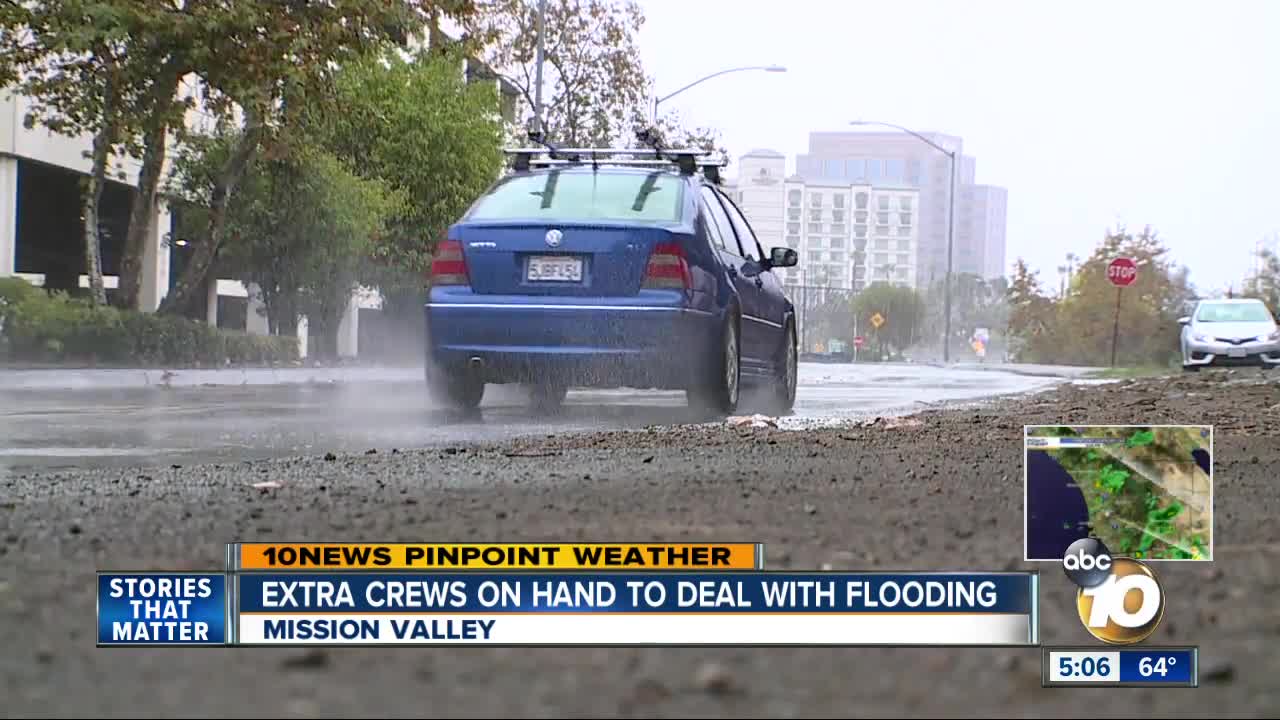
[2,370,1277,717]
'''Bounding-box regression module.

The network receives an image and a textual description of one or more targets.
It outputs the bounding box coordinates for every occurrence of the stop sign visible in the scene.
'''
[1107,258,1138,287]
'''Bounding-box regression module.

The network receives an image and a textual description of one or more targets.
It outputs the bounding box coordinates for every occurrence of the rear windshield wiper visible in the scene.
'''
[631,172,663,212]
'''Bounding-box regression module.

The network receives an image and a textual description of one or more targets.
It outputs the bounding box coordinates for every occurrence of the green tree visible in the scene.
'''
[467,0,649,146]
[169,134,402,358]
[1006,258,1055,361]
[0,1,186,305]
[1245,248,1280,313]
[852,283,925,359]
[153,1,452,316]
[309,49,506,314]
[1054,226,1193,366]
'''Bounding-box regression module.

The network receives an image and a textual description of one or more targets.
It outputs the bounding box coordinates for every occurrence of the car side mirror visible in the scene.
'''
[767,247,798,269]
[1177,316,1190,326]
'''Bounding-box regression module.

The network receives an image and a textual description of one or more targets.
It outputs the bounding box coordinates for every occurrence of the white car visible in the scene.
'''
[1179,298,1280,370]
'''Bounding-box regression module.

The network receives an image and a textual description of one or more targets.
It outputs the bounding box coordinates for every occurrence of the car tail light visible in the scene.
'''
[642,242,691,290]
[429,239,468,286]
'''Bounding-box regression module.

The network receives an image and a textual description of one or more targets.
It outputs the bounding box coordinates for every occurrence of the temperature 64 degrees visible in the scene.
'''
[1119,650,1196,685]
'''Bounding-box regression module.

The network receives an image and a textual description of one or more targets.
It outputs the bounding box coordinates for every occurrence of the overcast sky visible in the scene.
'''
[636,0,1280,292]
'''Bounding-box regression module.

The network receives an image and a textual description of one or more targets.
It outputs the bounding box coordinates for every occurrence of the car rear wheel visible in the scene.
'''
[426,363,485,410]
[527,382,568,413]
[771,320,798,413]
[687,313,740,415]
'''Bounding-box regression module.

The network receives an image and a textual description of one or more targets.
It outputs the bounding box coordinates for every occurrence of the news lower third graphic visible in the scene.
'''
[97,573,228,646]
[1063,538,1166,645]
[96,543,1041,647]
[1042,647,1198,687]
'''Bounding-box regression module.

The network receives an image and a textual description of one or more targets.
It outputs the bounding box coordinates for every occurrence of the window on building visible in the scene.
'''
[854,210,867,223]
[877,196,890,210]
[896,253,910,266]
[787,236,800,248]
[877,212,890,224]
[874,239,889,250]
[900,213,912,225]
[810,193,823,207]
[808,223,822,234]
[788,190,802,206]
[874,253,889,265]
[896,239,911,251]
[787,209,801,221]
[831,209,845,223]
[899,196,913,211]
[867,159,883,183]
[906,158,922,185]
[830,236,845,248]
[854,224,867,238]
[787,222,800,234]
[877,225,890,236]
[896,226,910,237]
[833,194,846,209]
[830,251,845,262]
[808,251,822,263]
[886,158,905,183]
[896,266,909,280]
[810,236,824,248]
[830,223,845,235]
[854,265,866,278]
[855,192,868,209]
[809,209,822,223]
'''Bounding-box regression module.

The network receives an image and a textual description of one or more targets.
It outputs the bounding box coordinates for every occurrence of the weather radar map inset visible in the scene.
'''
[1024,425,1212,562]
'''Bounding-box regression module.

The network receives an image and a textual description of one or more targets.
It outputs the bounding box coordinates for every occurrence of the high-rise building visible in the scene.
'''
[962,184,1008,280]
[730,149,919,293]
[791,131,1007,287]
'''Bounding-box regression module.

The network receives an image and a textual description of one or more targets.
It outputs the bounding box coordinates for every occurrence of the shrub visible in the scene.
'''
[0,278,297,366]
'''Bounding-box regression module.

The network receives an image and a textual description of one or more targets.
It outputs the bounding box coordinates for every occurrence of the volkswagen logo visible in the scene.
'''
[545,229,563,248]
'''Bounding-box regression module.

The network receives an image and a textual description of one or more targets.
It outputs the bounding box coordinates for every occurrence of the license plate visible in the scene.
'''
[526,256,583,282]
[1228,348,1247,358]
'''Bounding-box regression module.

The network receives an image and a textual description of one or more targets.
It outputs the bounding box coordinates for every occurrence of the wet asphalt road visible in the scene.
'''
[0,363,1072,473]
[3,370,1276,718]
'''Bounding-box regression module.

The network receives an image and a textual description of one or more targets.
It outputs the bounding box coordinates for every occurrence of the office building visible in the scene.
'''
[793,131,1007,286]
[730,149,919,292]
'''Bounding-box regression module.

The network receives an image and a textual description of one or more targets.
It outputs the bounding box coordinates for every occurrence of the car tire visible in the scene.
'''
[687,311,740,415]
[527,382,568,413]
[770,320,798,414]
[426,362,485,410]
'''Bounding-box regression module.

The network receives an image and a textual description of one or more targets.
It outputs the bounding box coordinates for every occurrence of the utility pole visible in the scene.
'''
[942,149,957,363]
[533,0,546,134]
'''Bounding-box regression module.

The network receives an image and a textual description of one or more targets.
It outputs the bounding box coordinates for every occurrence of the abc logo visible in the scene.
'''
[1063,538,1165,645]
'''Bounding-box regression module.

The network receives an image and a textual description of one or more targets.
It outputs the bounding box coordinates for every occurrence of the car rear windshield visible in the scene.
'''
[467,171,685,224]
[1196,302,1274,323]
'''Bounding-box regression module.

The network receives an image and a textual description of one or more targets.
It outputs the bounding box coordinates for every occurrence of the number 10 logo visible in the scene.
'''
[1076,557,1166,645]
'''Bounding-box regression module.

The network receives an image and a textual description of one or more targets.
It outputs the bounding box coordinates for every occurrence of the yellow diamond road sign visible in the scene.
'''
[870,313,885,329]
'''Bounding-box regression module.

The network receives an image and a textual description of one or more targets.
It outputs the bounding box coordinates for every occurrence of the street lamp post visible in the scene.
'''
[848,119,958,363]
[653,65,787,124]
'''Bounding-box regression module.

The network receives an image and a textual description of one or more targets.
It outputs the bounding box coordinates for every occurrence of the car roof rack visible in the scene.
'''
[505,147,727,183]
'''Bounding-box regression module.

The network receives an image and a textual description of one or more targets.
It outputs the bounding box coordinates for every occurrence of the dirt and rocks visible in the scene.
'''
[2,369,1277,717]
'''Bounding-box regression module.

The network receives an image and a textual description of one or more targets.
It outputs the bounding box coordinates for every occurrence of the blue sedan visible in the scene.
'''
[424,153,799,414]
